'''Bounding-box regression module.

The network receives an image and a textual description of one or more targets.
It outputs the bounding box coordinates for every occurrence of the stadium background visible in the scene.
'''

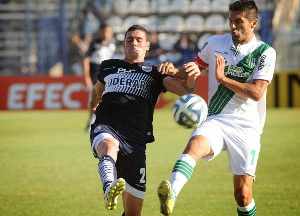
[0,0,300,216]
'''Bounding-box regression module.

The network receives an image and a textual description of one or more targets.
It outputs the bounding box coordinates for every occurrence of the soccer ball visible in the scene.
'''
[172,94,208,129]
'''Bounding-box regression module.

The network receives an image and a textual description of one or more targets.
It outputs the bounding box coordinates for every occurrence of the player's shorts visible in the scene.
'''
[90,123,146,199]
[192,116,260,177]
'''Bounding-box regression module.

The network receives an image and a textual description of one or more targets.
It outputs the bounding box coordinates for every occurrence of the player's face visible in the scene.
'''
[229,10,257,44]
[124,30,150,63]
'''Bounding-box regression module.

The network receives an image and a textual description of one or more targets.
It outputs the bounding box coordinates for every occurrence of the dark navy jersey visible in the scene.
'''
[95,59,167,145]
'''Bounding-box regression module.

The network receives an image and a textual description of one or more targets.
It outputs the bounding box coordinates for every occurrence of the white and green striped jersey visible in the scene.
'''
[195,33,276,134]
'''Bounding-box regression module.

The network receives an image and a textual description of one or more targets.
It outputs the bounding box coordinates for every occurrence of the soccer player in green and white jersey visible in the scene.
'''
[157,1,276,215]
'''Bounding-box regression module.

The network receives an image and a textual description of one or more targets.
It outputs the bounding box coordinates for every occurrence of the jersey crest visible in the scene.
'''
[142,65,152,73]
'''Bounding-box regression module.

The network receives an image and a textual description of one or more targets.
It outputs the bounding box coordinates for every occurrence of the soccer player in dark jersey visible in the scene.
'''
[83,23,115,130]
[89,25,201,216]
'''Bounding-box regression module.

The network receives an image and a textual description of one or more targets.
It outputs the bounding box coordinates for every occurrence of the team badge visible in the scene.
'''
[142,65,152,73]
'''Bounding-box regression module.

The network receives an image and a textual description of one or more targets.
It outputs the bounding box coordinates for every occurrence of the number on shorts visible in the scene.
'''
[250,149,256,165]
[139,168,146,184]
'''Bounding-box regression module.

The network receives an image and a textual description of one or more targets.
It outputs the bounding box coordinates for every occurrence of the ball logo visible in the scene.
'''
[172,94,208,129]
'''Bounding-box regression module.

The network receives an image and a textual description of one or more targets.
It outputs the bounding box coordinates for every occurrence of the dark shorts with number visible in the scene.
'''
[90,123,146,198]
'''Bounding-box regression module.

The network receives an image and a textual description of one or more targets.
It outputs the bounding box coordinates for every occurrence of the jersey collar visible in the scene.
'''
[230,35,257,56]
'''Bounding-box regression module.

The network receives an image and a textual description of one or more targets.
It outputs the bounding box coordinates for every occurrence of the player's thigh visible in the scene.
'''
[191,118,225,160]
[225,126,260,176]
[122,191,143,216]
[90,124,120,158]
[116,150,146,200]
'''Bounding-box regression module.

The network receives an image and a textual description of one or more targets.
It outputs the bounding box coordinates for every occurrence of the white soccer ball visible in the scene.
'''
[172,94,208,129]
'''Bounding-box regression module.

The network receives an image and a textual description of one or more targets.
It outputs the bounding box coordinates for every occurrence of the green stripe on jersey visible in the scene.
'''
[208,85,234,116]
[208,43,270,116]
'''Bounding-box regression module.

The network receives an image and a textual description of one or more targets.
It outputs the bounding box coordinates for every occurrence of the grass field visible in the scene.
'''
[0,109,300,216]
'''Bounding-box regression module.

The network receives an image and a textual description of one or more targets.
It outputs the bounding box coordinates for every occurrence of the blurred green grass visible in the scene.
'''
[0,109,299,216]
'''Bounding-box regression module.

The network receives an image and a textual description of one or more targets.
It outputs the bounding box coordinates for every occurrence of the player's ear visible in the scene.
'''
[251,18,257,30]
[146,41,150,51]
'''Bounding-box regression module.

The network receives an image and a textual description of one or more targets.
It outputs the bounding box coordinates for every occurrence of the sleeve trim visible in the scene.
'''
[194,57,208,69]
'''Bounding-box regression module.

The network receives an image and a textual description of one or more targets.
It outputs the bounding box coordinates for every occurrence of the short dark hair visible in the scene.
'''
[124,25,149,41]
[229,0,259,20]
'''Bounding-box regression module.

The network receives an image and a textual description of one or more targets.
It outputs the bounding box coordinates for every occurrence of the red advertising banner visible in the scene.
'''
[0,75,208,110]
[0,76,89,110]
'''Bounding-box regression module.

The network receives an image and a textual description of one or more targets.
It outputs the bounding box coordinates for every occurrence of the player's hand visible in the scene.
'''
[183,62,201,77]
[215,54,226,83]
[183,62,201,92]
[158,62,177,76]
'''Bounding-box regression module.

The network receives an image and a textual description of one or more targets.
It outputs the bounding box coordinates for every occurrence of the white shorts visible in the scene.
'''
[192,117,261,177]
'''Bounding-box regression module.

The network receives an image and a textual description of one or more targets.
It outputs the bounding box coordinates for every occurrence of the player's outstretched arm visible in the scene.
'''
[163,77,190,96]
[161,61,201,95]
[158,62,179,76]
[215,54,269,101]
[158,61,202,79]
[163,65,200,96]
[158,62,187,79]
[182,61,201,91]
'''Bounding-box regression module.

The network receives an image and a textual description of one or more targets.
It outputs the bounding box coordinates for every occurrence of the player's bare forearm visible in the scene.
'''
[83,58,90,78]
[89,88,98,109]
[173,67,188,79]
[215,54,268,101]
[90,82,104,109]
[158,62,186,79]
[83,57,93,89]
[163,77,194,96]
[219,78,268,101]
[158,61,201,81]
[163,65,200,96]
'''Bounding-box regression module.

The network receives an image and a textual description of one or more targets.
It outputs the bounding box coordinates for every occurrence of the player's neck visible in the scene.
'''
[124,57,145,64]
[233,34,255,46]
